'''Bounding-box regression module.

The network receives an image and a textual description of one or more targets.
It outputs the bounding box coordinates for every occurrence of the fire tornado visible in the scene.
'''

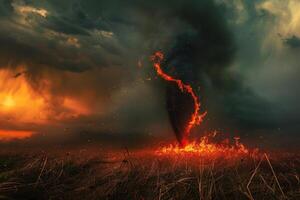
[150,52,255,156]
[151,51,207,145]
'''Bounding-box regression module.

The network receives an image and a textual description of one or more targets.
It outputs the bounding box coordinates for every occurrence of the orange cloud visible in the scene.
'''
[0,129,34,141]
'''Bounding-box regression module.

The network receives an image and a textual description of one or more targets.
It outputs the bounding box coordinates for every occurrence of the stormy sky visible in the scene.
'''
[0,0,299,145]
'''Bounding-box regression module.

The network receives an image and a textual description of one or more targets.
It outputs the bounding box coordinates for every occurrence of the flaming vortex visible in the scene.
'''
[150,52,256,156]
[151,51,207,145]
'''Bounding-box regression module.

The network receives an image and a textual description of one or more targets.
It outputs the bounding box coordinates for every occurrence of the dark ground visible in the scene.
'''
[0,145,299,200]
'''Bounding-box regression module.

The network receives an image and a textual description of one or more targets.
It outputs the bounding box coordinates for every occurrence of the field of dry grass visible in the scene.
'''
[0,147,299,200]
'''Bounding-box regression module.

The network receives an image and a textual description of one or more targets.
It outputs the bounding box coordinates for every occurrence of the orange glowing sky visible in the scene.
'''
[0,67,92,120]
[0,67,47,123]
[0,67,92,140]
[0,129,34,141]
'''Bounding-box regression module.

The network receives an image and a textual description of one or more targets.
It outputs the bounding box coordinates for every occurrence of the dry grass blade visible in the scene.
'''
[246,156,263,200]
[264,153,287,199]
[259,174,275,194]
[35,156,48,186]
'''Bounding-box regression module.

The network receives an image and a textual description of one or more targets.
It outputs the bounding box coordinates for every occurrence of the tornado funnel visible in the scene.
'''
[166,83,195,145]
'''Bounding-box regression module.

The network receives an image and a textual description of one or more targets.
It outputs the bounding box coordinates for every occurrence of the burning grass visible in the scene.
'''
[155,132,258,158]
[0,147,299,200]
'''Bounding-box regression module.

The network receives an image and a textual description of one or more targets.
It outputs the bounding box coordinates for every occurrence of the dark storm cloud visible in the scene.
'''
[0,0,13,17]
[36,2,98,35]
[0,0,234,74]
[284,35,300,48]
[42,16,90,36]
[0,33,95,72]
[0,0,297,142]
[216,0,300,131]
[0,0,127,74]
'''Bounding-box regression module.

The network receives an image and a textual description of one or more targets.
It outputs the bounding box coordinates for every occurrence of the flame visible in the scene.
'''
[156,132,256,157]
[150,51,207,145]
